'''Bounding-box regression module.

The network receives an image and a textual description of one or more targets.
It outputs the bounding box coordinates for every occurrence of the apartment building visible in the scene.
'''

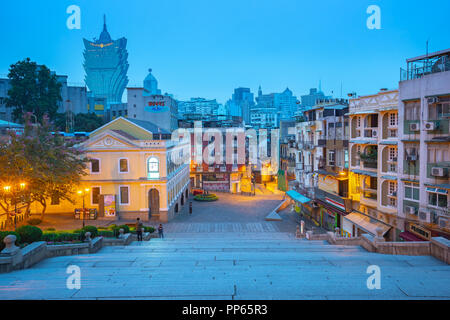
[347,90,400,240]
[397,49,450,240]
[293,99,351,228]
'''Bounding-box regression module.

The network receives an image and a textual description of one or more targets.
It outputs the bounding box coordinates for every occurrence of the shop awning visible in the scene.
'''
[286,190,312,204]
[399,231,425,242]
[351,169,378,178]
[344,212,391,236]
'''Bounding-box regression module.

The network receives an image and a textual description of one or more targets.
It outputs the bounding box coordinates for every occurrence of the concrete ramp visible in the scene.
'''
[265,211,282,221]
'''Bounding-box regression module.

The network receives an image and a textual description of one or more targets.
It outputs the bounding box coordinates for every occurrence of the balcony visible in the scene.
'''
[364,128,379,139]
[427,162,450,179]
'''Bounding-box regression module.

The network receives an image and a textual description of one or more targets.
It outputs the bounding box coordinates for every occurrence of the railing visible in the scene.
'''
[400,60,450,81]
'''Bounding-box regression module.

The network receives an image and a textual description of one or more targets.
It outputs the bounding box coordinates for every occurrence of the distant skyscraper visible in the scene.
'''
[274,88,298,120]
[226,87,255,123]
[83,15,129,106]
[300,87,331,109]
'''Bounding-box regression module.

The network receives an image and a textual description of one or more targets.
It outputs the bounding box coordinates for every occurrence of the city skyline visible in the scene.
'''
[0,0,449,104]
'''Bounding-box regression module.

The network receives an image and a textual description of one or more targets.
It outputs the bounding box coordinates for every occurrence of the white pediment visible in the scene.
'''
[82,131,139,150]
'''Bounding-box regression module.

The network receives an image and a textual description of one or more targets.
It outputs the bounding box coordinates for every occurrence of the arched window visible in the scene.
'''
[147,157,160,179]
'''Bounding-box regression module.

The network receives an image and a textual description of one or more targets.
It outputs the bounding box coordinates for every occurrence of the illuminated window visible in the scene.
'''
[147,157,160,179]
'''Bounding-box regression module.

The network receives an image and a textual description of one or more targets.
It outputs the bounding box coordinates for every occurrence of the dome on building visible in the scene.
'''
[143,68,161,96]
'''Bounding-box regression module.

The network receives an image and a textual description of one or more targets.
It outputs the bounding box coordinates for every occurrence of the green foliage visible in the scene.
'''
[98,230,115,238]
[194,194,219,202]
[81,225,98,238]
[53,112,106,133]
[0,114,89,218]
[46,228,56,231]
[144,226,155,233]
[0,231,21,250]
[27,218,42,226]
[118,225,130,234]
[16,225,43,244]
[42,232,81,242]
[5,58,62,123]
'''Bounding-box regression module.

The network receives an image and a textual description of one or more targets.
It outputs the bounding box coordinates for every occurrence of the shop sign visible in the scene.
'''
[408,223,431,240]
[325,197,345,211]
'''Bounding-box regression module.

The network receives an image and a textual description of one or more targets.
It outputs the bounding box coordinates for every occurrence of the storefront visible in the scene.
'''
[202,173,230,192]
[342,211,391,238]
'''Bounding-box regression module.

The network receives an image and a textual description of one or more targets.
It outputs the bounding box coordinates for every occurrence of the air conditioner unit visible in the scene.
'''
[406,155,418,161]
[431,167,448,177]
[439,217,449,229]
[405,206,417,215]
[424,121,437,131]
[427,97,438,104]
[409,123,420,131]
[418,211,431,223]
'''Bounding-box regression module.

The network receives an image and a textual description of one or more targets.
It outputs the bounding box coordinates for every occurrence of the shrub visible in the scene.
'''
[194,194,218,202]
[27,218,42,226]
[98,230,115,238]
[118,225,130,234]
[42,232,82,242]
[144,226,155,233]
[0,231,21,251]
[16,225,43,244]
[81,225,98,238]
[46,228,56,231]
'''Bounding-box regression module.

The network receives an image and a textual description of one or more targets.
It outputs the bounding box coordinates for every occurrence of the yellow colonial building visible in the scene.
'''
[37,117,190,222]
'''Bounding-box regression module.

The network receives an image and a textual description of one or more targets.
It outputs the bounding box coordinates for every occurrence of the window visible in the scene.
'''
[427,188,448,208]
[356,116,361,128]
[405,101,420,121]
[389,113,398,126]
[91,159,100,173]
[428,192,447,208]
[119,159,128,173]
[388,182,397,195]
[147,157,160,179]
[389,147,398,161]
[328,151,335,166]
[92,187,100,205]
[120,186,129,205]
[404,182,420,201]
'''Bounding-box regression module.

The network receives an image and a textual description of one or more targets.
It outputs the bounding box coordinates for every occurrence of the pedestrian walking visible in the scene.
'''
[136,218,143,241]
[158,224,164,239]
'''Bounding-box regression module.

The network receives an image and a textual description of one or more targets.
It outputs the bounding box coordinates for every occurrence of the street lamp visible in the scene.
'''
[77,188,90,228]
[3,183,27,230]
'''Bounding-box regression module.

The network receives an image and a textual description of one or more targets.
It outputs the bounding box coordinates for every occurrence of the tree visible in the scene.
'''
[52,112,105,133]
[5,58,62,123]
[0,114,89,220]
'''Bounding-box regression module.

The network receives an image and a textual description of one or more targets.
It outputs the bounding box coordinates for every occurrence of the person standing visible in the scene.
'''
[136,218,143,241]
[158,224,164,239]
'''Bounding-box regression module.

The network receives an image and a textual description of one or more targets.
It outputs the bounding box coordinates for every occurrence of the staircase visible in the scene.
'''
[0,232,448,300]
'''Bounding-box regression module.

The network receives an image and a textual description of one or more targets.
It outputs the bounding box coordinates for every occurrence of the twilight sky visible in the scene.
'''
[0,0,449,104]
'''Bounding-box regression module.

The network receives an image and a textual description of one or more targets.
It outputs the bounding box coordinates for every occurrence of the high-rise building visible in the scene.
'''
[226,87,255,124]
[83,15,129,108]
[274,88,299,120]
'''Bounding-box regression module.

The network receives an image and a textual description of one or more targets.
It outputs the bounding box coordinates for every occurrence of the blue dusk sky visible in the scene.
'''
[0,0,449,103]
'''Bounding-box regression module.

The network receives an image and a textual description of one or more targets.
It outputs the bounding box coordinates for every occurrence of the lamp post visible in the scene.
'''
[3,182,27,230]
[77,188,90,228]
